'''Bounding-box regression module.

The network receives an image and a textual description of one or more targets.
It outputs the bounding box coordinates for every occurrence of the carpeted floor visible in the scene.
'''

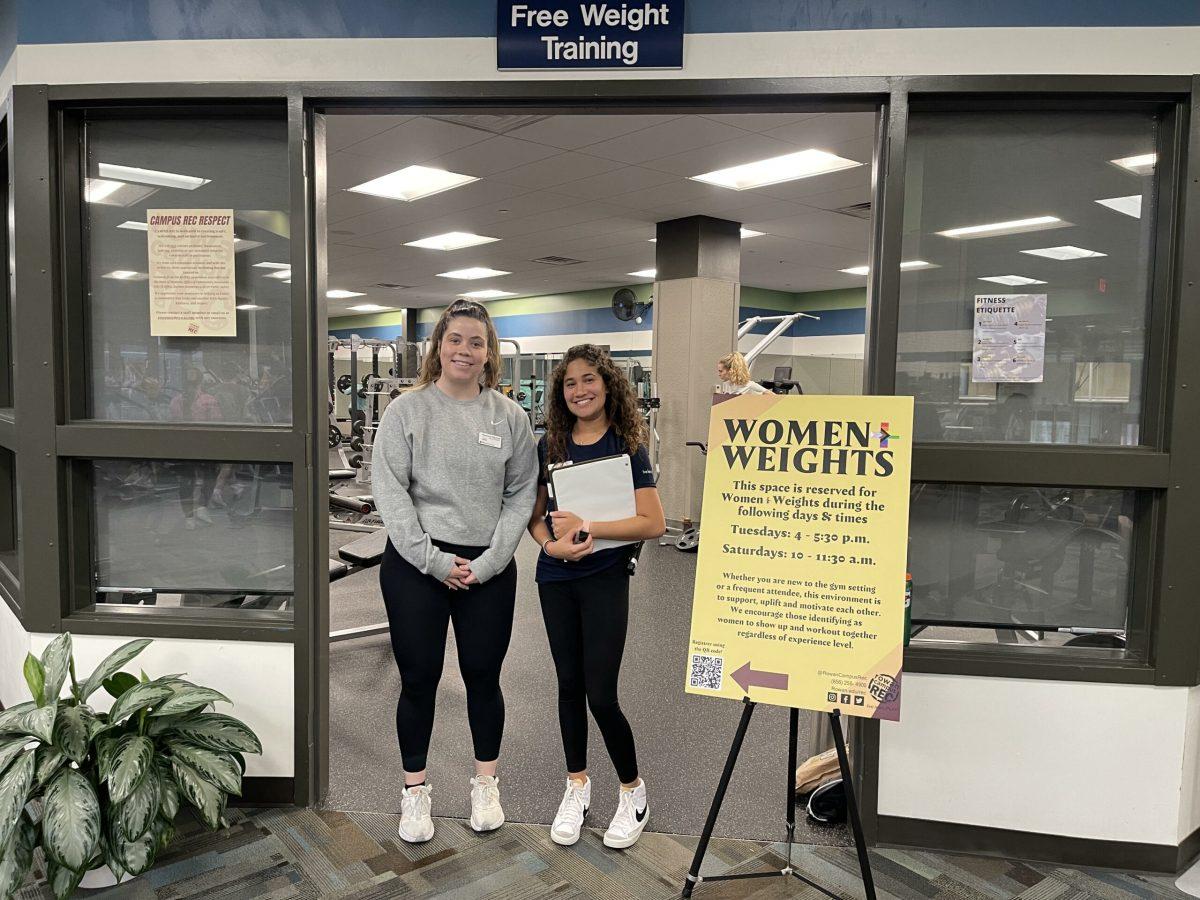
[328,530,847,846]
[12,807,1191,899]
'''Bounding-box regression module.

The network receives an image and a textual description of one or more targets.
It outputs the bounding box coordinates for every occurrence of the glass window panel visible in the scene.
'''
[82,116,291,425]
[909,483,1135,651]
[897,110,1159,446]
[88,459,292,617]
[0,447,17,588]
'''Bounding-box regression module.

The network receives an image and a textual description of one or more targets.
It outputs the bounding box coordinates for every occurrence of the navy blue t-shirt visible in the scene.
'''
[535,427,656,583]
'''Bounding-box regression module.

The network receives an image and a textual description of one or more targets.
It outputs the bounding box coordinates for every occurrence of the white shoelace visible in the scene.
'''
[402,786,430,820]
[472,777,500,809]
[555,783,588,829]
[610,789,640,832]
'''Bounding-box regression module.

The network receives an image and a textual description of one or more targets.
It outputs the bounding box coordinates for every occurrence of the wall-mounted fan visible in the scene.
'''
[612,287,653,323]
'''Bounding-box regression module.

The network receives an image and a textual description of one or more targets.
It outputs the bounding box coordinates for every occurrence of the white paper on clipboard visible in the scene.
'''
[548,455,636,552]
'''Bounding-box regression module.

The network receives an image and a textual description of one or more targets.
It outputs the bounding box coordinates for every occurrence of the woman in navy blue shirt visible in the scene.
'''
[527,344,665,850]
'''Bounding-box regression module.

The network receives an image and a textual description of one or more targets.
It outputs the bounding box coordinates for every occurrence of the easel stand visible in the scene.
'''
[680,700,877,900]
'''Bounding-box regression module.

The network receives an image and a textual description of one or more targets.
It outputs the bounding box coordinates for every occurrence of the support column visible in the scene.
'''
[650,216,741,526]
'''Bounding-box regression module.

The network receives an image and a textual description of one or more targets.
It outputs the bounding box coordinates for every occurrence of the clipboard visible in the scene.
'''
[548,454,637,552]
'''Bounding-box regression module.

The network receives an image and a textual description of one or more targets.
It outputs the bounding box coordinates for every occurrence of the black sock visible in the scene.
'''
[405,781,425,790]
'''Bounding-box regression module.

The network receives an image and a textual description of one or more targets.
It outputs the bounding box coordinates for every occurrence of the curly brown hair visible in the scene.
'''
[544,344,647,468]
[416,299,503,390]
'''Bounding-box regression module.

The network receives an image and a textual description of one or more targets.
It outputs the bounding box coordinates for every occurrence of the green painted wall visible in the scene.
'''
[329,310,405,330]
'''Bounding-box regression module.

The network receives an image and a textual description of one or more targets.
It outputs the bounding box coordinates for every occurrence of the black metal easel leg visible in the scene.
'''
[681,698,756,899]
[785,707,798,863]
[829,710,878,900]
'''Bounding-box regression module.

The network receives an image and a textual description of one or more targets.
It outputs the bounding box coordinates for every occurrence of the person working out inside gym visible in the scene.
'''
[527,344,666,850]
[373,299,538,844]
[716,350,769,395]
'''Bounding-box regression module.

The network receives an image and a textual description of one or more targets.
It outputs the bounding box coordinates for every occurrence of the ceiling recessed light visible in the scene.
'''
[98,163,210,190]
[839,260,935,276]
[85,178,156,207]
[405,231,499,251]
[437,267,510,280]
[265,269,292,280]
[348,304,395,313]
[236,304,267,311]
[648,227,764,243]
[1020,246,1107,260]
[691,149,863,191]
[327,289,366,299]
[1096,195,1142,218]
[117,220,148,231]
[627,269,657,279]
[252,262,290,270]
[348,165,479,202]
[234,238,264,252]
[462,289,517,299]
[937,216,1064,239]
[978,275,1047,286]
[102,270,147,280]
[1111,153,1156,175]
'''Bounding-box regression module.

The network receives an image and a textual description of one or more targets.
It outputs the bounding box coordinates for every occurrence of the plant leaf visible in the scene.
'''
[34,745,67,787]
[156,759,181,822]
[42,767,102,872]
[45,859,84,900]
[22,654,46,708]
[0,702,55,744]
[171,758,223,829]
[0,736,28,780]
[39,633,73,705]
[0,750,34,851]
[169,713,262,755]
[118,764,161,841]
[79,638,152,701]
[97,737,119,784]
[108,735,153,804]
[106,682,173,726]
[102,672,139,700]
[108,811,158,877]
[51,705,93,764]
[153,815,176,853]
[166,741,241,796]
[151,686,231,717]
[0,811,36,899]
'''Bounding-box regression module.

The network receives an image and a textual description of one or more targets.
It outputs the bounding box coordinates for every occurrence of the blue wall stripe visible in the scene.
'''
[14,0,1200,45]
[740,306,865,339]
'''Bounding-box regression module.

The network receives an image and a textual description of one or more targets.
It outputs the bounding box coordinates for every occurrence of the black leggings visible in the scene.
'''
[538,566,638,784]
[380,540,517,773]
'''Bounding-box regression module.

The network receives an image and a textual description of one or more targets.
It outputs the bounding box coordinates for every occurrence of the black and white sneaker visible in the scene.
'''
[603,780,648,849]
[550,777,590,846]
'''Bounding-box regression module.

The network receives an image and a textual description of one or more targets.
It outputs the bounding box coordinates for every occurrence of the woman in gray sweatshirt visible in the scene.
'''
[372,299,537,844]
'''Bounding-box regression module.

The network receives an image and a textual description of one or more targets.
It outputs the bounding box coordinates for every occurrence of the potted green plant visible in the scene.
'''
[0,633,262,898]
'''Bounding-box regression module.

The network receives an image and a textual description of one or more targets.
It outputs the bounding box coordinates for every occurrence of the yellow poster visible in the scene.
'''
[684,394,913,720]
[147,208,237,337]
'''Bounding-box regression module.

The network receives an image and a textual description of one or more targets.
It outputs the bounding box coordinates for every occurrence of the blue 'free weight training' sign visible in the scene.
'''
[497,1,684,70]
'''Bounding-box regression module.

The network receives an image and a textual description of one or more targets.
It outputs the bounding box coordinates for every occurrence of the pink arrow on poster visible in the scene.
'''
[731,662,789,692]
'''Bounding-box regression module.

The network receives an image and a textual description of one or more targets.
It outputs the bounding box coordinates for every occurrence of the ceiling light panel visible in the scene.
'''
[461,290,517,299]
[628,269,657,278]
[437,267,510,280]
[85,178,157,207]
[1020,246,1107,260]
[102,270,148,280]
[1096,195,1142,218]
[348,304,395,312]
[98,163,210,190]
[265,269,292,280]
[978,275,1047,286]
[236,304,267,311]
[405,231,500,251]
[117,220,148,231]
[327,289,366,299]
[648,227,764,243]
[937,216,1064,239]
[1111,153,1156,175]
[348,165,479,201]
[691,149,863,191]
[252,262,290,270]
[839,260,935,276]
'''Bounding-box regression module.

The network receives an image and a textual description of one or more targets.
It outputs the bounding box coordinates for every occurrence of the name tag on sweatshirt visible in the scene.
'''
[478,431,502,449]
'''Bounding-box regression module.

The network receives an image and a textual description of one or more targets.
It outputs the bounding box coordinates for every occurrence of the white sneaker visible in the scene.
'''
[550,777,591,846]
[398,784,434,843]
[469,775,505,832]
[603,781,648,849]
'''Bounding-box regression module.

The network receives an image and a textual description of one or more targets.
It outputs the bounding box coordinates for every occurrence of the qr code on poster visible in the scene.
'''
[689,654,723,690]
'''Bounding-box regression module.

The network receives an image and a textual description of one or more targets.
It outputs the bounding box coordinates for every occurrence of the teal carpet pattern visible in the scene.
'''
[11,807,1192,899]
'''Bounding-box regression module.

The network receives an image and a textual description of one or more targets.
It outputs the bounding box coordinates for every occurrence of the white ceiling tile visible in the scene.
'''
[700,113,826,133]
[492,152,624,189]
[420,135,563,178]
[763,112,878,149]
[640,133,802,177]
[344,117,491,164]
[326,115,414,152]
[507,115,682,150]
[581,118,752,164]
[553,166,679,201]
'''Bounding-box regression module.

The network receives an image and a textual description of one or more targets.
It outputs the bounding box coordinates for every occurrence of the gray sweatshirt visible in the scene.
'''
[372,383,538,584]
